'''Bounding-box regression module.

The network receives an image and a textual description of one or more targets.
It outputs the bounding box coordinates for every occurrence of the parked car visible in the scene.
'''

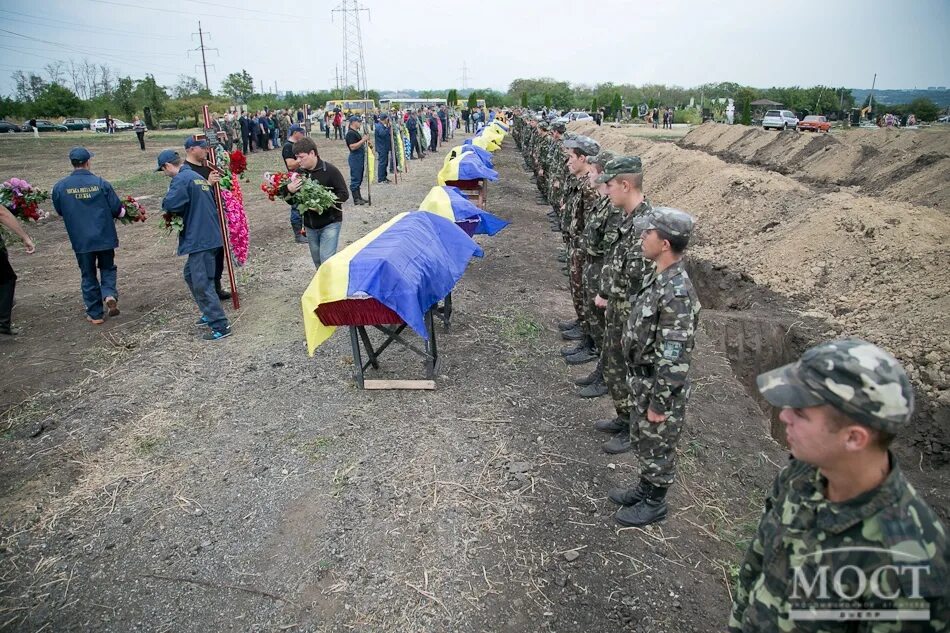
[24,119,68,132]
[0,121,24,133]
[63,117,92,130]
[797,115,831,133]
[555,111,593,124]
[92,118,133,132]
[762,109,799,131]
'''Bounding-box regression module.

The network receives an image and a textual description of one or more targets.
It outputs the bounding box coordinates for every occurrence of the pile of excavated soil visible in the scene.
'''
[678,122,950,209]
[571,121,950,454]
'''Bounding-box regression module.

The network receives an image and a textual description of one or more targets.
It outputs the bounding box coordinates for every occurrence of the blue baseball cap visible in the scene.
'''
[68,146,93,162]
[289,124,305,134]
[379,113,389,120]
[184,136,210,149]
[348,115,361,123]
[155,149,180,171]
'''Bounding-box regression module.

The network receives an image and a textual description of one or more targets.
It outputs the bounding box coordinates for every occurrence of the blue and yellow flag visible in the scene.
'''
[437,151,499,185]
[301,212,484,354]
[417,185,509,236]
[450,143,494,169]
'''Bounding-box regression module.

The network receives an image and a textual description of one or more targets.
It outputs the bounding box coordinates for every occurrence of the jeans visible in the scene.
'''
[325,124,331,139]
[429,130,438,152]
[75,250,117,319]
[290,205,302,233]
[333,125,342,140]
[184,249,229,332]
[136,131,145,150]
[306,221,341,270]
[348,151,365,195]
[377,148,389,182]
[465,119,470,133]
[0,249,16,328]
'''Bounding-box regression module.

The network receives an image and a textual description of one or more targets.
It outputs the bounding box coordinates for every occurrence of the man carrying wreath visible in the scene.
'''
[289,137,349,270]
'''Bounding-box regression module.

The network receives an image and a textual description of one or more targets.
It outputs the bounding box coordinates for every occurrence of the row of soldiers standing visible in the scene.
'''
[513,113,701,528]
[511,112,948,630]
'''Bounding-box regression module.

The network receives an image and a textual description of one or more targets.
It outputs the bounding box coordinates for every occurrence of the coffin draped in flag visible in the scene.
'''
[301,212,484,355]
[453,142,494,169]
[417,185,509,236]
[437,150,499,186]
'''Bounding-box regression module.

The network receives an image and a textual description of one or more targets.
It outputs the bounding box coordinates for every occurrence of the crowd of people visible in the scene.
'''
[513,111,946,631]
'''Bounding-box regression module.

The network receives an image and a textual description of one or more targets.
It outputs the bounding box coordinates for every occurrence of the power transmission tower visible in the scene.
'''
[331,1,370,99]
[190,22,218,91]
[460,61,470,92]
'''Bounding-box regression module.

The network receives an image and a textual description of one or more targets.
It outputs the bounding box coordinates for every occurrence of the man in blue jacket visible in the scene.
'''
[51,147,123,325]
[156,148,231,341]
[374,113,392,184]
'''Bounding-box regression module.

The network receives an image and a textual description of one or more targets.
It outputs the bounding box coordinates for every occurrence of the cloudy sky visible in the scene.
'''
[1,0,948,98]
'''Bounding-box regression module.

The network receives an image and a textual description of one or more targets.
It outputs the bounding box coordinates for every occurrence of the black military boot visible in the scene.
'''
[577,372,608,396]
[556,252,567,263]
[608,479,649,506]
[565,338,598,365]
[593,416,626,433]
[561,340,586,357]
[602,430,632,454]
[558,318,579,332]
[615,482,668,527]
[561,325,584,341]
[574,359,602,386]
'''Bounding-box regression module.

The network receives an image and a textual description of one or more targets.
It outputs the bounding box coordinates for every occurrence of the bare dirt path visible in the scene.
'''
[0,131,791,631]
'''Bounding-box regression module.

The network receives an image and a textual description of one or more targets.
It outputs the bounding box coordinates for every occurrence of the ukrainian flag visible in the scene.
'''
[301,212,484,355]
[417,185,509,236]
[437,150,499,185]
[449,143,494,169]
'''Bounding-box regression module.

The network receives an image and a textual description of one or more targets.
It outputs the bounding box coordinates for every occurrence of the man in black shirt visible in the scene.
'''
[289,137,349,270]
[282,124,308,243]
[343,116,369,206]
[183,136,230,300]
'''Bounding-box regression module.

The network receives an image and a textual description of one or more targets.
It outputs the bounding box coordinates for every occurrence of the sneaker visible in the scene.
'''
[203,327,232,341]
[86,315,105,325]
[0,324,20,336]
[195,315,211,327]
[216,288,232,301]
[295,234,308,244]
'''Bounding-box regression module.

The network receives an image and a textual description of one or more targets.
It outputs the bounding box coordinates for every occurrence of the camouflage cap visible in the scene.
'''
[563,135,601,156]
[589,150,616,169]
[538,120,550,131]
[551,121,567,133]
[757,338,914,434]
[633,207,694,240]
[595,156,643,183]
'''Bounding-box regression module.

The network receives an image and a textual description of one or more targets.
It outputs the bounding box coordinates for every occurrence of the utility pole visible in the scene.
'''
[331,0,370,99]
[190,22,217,91]
[460,61,469,92]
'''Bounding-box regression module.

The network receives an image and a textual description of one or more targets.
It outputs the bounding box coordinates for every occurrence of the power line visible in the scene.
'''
[330,0,370,99]
[0,8,191,41]
[86,0,301,25]
[190,21,218,92]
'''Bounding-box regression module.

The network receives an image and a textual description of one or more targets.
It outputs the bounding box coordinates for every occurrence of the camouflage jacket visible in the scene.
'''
[583,196,623,259]
[559,175,582,233]
[621,259,700,413]
[729,455,949,633]
[598,198,653,300]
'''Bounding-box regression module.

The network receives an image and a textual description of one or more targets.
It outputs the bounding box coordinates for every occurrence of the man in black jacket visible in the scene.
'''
[288,137,350,269]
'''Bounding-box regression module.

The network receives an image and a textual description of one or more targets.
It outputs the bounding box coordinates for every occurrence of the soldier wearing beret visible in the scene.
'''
[610,207,700,526]
[592,156,653,454]
[729,339,948,632]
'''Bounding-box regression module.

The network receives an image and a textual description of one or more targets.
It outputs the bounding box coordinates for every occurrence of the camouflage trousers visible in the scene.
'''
[567,238,588,335]
[627,372,690,488]
[601,299,632,420]
[583,257,606,346]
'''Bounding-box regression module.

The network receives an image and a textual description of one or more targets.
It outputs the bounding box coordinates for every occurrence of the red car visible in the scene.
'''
[797,115,831,132]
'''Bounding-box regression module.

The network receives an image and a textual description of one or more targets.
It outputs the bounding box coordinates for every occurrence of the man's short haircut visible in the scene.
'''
[292,137,318,156]
[655,229,689,254]
[616,172,643,190]
[824,406,896,450]
[70,159,87,168]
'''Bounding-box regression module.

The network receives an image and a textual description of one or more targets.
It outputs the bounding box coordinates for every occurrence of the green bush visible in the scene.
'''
[673,109,701,125]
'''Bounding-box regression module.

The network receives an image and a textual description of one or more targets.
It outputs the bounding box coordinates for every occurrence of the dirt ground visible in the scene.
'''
[0,125,944,632]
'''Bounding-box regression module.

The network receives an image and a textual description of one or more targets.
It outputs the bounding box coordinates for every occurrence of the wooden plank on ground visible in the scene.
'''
[363,379,436,390]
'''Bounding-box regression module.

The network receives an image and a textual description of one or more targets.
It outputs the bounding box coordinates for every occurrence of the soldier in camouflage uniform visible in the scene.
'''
[728,339,949,632]
[609,208,700,527]
[592,157,654,454]
[558,136,602,368]
[534,120,551,198]
[574,150,620,397]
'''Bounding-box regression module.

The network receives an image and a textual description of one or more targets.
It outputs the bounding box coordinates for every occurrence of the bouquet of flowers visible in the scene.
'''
[0,177,50,222]
[118,196,147,224]
[228,149,247,176]
[220,177,249,265]
[160,212,184,234]
[261,172,338,214]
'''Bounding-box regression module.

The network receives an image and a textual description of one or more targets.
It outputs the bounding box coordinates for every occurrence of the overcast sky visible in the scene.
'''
[1,0,948,99]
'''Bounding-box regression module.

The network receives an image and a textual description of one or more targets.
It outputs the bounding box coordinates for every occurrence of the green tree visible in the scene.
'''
[520,92,528,107]
[31,83,83,117]
[174,75,211,99]
[467,92,477,109]
[590,97,598,112]
[736,87,757,125]
[543,93,552,109]
[221,70,254,103]
[113,76,137,119]
[134,74,168,120]
[610,93,623,119]
[11,71,47,102]
[908,97,940,121]
[446,88,458,105]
